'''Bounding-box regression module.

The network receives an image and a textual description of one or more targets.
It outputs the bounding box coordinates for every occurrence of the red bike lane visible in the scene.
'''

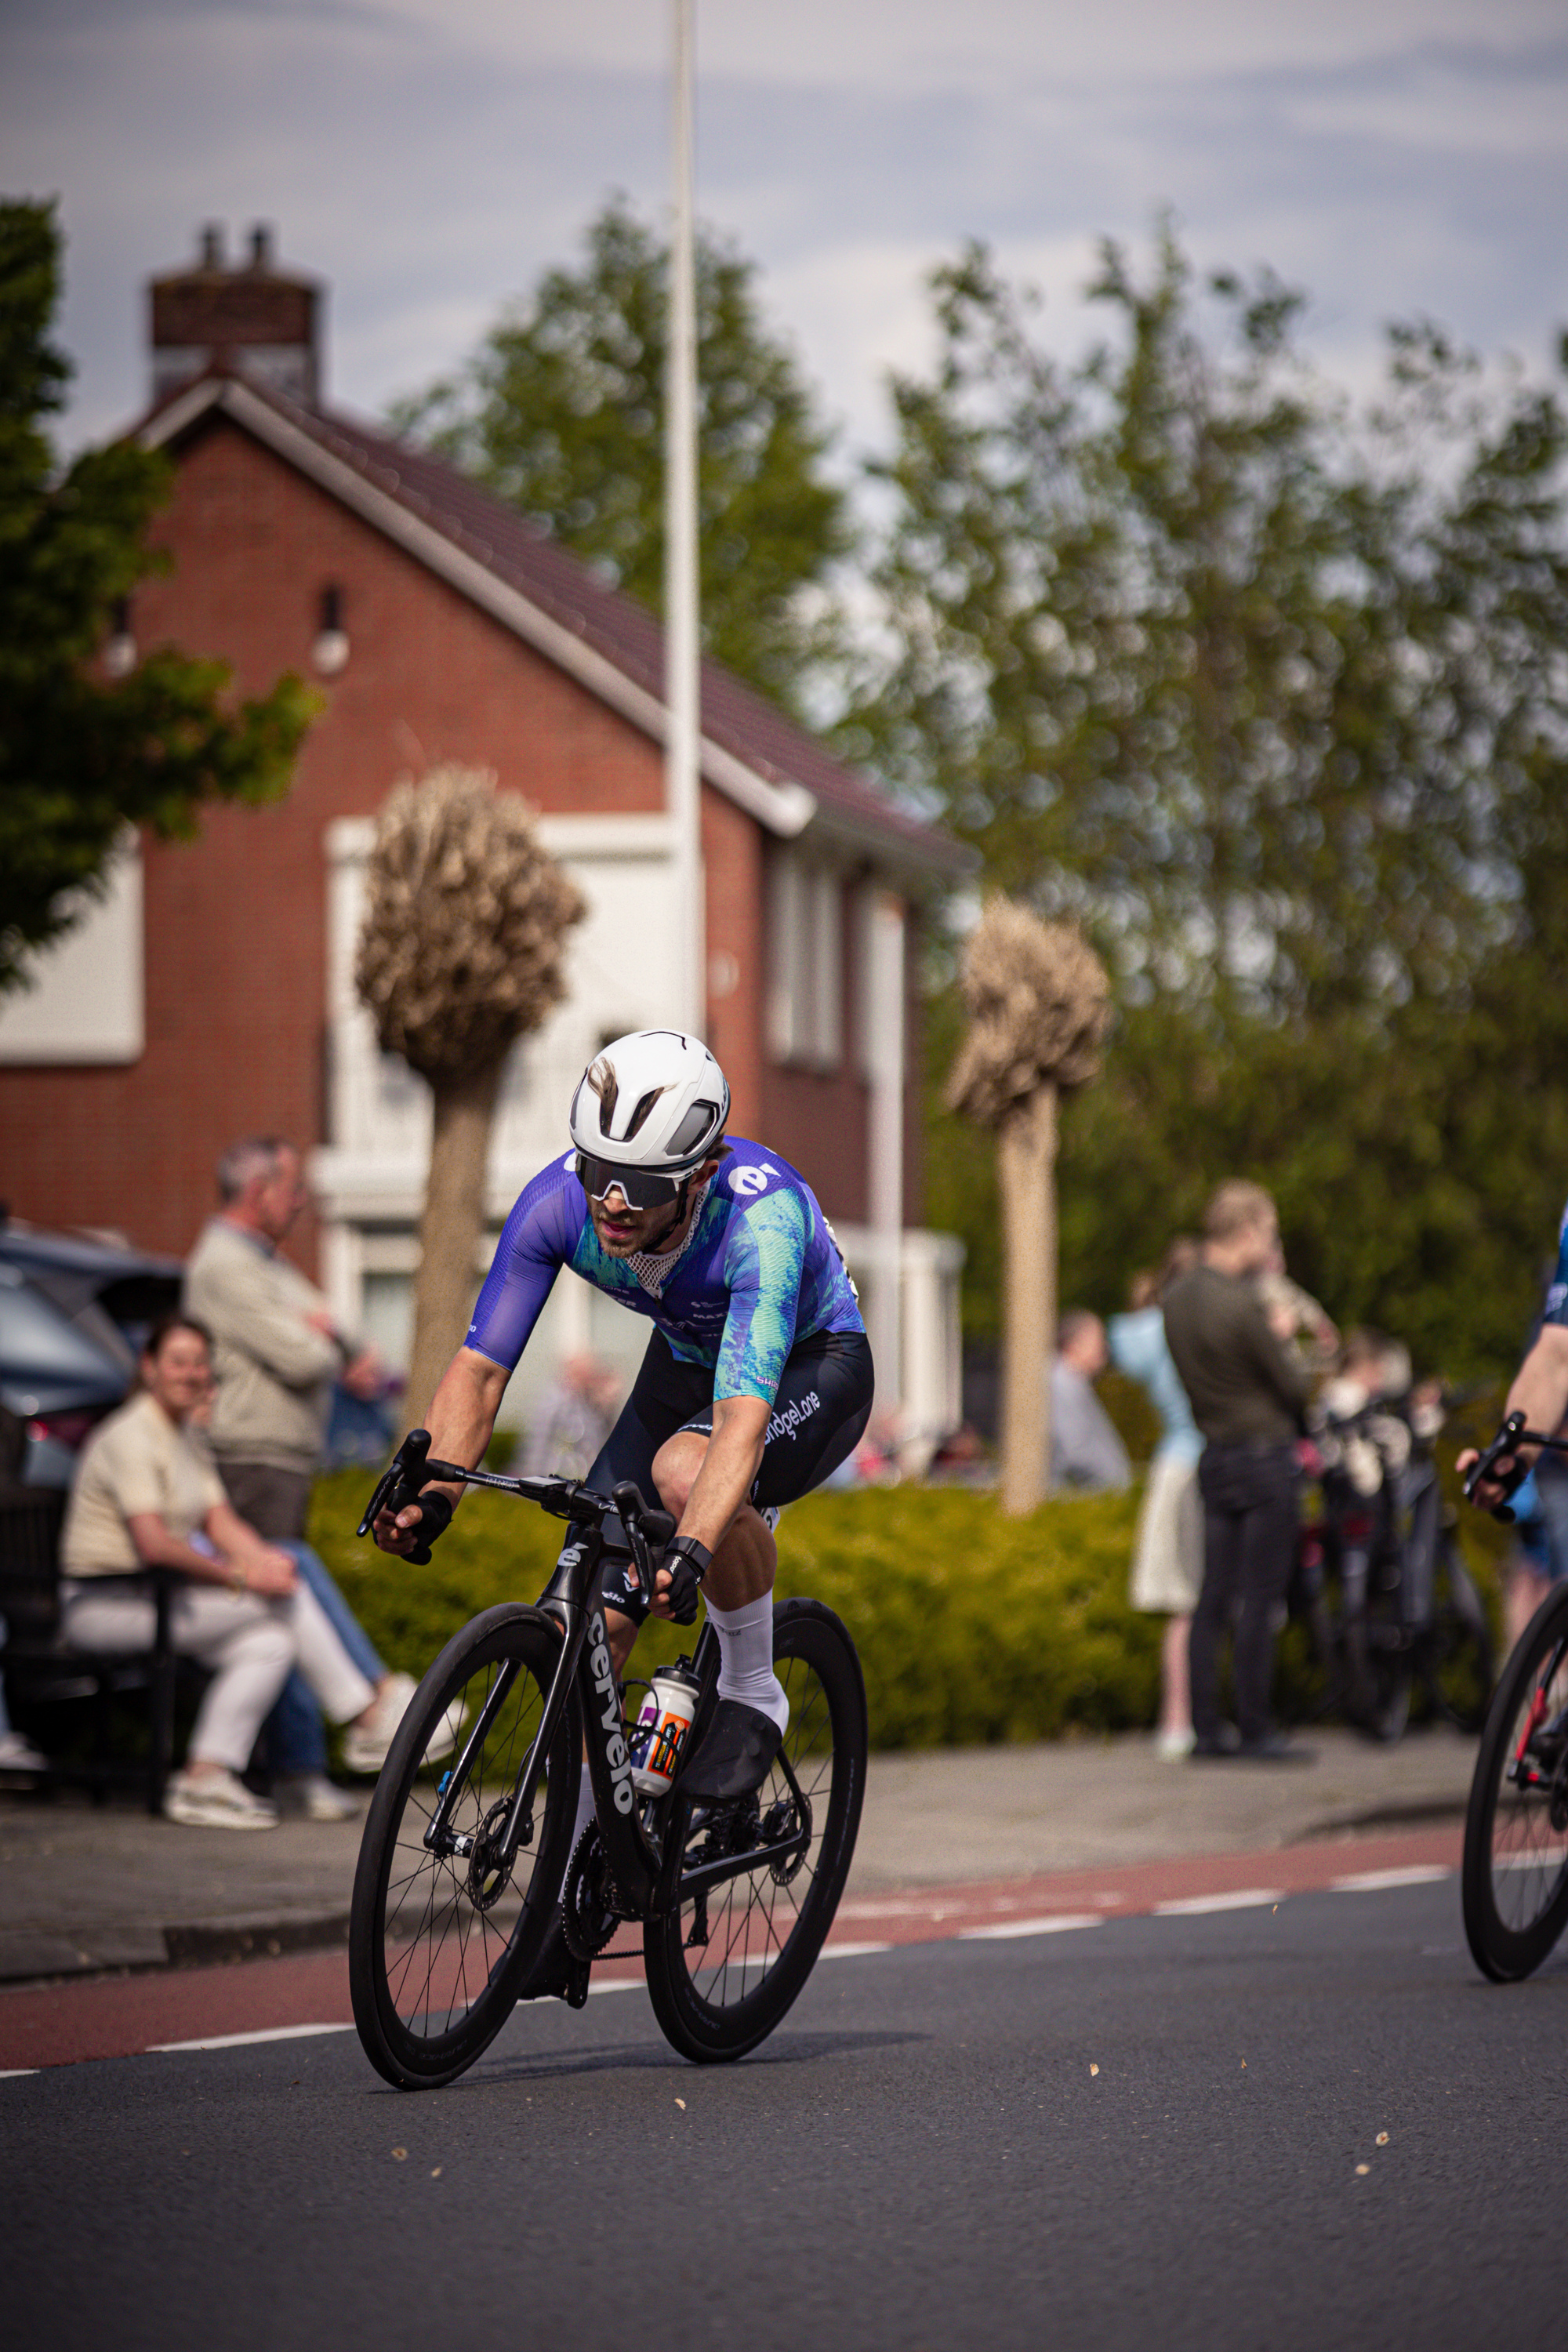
[0,1822,1461,2076]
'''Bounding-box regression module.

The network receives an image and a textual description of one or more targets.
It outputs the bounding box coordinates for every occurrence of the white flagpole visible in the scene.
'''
[666,0,704,1036]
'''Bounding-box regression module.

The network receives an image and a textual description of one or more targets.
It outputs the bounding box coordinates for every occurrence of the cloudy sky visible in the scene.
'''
[4,0,1566,465]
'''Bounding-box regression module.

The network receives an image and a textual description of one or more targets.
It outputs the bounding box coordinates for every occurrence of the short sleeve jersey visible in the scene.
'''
[465,1140,863,1406]
[1544,1200,1568,1327]
[62,1391,227,1577]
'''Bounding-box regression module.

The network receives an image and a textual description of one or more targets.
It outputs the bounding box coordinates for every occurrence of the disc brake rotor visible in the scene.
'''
[466,1798,516,1911]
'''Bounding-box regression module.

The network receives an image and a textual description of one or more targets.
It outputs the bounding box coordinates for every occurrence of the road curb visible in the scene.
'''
[0,1908,351,1987]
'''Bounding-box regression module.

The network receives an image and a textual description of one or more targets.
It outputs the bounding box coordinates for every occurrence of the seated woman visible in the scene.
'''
[60,1314,412,1830]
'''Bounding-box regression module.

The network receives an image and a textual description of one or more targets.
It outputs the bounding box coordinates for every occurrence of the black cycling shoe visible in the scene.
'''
[516,1911,591,2009]
[677,1700,785,1802]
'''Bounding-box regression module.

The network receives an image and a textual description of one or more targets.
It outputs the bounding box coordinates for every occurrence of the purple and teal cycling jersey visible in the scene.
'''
[464,1139,864,1406]
[1546,1200,1568,1328]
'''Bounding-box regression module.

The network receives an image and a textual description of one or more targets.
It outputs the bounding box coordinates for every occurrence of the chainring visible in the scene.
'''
[561,1825,622,1962]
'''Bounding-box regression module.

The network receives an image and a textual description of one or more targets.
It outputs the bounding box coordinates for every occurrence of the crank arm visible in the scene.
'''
[677,1826,811,1901]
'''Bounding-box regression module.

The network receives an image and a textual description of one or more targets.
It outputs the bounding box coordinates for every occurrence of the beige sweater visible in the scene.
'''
[184,1218,346,1476]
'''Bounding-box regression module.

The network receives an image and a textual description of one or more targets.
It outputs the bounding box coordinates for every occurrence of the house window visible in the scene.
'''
[767,851,841,1072]
[0,833,144,1065]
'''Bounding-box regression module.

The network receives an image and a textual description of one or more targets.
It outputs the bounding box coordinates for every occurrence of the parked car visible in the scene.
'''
[0,1219,183,1486]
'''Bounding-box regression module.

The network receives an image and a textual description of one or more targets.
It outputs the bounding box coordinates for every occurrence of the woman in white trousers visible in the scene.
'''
[60,1316,407,1828]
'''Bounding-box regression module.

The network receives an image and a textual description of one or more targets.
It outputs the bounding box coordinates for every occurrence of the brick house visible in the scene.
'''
[0,229,967,1442]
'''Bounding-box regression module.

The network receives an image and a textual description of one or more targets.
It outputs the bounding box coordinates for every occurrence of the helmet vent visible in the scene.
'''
[669,1101,719,1156]
[625,1085,671,1141]
[586,1055,619,1136]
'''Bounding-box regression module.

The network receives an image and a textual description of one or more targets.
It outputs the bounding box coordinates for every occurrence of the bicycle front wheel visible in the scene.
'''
[1462,1584,1568,1983]
[643,1599,866,2065]
[350,1604,576,2089]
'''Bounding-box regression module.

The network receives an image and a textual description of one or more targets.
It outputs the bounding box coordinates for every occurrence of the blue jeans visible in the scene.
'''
[263,1544,386,1776]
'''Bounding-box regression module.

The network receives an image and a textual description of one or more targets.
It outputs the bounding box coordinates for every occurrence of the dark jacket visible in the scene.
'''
[1162,1263,1310,1447]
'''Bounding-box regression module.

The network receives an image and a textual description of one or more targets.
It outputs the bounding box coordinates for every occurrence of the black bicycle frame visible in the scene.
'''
[359,1437,811,1921]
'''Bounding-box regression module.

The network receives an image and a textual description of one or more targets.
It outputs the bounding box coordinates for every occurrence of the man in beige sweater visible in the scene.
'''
[184,1137,382,1544]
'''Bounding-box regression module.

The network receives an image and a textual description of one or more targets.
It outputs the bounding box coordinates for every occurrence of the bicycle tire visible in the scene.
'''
[350,1604,577,2089]
[1461,1582,1568,1984]
[643,1599,866,2065]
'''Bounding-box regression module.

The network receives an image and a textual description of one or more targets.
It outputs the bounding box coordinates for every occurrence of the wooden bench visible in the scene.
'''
[0,1491,179,1815]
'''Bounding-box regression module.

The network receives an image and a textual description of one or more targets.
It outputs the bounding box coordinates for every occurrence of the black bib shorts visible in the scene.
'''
[587,1327,874,1624]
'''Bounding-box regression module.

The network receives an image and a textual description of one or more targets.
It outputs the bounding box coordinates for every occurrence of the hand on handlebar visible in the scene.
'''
[651,1535,712,1626]
[371,1487,453,1562]
[1459,1412,1531,1518]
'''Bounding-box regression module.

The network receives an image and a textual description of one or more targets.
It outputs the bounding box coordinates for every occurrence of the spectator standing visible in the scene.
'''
[1163,1182,1313,1762]
[59,1316,408,1828]
[184,1137,383,1542]
[1109,1240,1203,1758]
[1050,1312,1132,1494]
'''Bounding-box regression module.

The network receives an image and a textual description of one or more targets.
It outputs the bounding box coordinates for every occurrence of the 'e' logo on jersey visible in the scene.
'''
[730,1163,780,1198]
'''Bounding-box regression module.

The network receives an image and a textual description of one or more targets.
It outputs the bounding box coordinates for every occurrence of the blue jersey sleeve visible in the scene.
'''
[1544,1200,1568,1328]
[714,1187,809,1403]
[465,1160,583,1372]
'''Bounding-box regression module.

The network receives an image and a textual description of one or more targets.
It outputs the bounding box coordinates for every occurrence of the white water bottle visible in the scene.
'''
[629,1663,702,1797]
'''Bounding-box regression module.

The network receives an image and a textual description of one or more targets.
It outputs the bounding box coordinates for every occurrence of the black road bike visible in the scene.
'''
[347,1432,867,2089]
[1461,1413,1568,1981]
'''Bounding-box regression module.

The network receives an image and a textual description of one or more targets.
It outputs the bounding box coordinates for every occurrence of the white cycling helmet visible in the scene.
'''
[568,1029,730,1203]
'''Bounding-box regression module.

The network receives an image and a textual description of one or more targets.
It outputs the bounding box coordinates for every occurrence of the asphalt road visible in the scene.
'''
[5,1875,1566,2352]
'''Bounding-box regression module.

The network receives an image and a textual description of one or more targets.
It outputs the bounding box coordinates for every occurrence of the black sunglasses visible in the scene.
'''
[574,1153,686,1210]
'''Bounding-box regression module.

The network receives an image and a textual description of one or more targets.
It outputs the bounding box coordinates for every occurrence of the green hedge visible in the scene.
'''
[307,1473,1160,1749]
[309,1460,1505,1753]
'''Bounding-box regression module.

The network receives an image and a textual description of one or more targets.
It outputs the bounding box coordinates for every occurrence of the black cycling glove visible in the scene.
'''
[401,1488,454,1565]
[661,1534,712,1625]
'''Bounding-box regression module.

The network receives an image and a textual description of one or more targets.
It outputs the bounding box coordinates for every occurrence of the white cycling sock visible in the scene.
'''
[706,1594,789,1735]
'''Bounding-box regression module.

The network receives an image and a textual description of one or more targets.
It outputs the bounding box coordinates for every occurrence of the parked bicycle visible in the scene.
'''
[347,1430,867,2089]
[1461,1411,1568,1982]
[1290,1397,1493,1741]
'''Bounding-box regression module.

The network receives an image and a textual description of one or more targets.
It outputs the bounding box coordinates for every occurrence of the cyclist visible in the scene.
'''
[371,1029,873,1978]
[1461,1200,1568,1515]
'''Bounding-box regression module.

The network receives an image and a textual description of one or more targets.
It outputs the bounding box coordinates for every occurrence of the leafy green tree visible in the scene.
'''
[0,199,315,994]
[389,197,854,714]
[862,229,1568,1377]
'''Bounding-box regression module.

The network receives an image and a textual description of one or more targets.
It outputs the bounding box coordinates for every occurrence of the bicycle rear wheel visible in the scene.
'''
[1462,1584,1568,1983]
[350,1604,576,2089]
[643,1599,866,2065]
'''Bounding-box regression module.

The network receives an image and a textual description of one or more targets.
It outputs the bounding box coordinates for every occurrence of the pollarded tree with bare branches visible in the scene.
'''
[948,896,1111,1516]
[356,764,585,1433]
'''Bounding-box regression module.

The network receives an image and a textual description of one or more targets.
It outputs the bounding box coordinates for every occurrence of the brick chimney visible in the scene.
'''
[149,223,323,408]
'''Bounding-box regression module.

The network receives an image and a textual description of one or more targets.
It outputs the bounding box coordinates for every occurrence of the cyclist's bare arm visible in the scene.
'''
[372,1347,509,1555]
[1459,1323,1568,1507]
[670,1393,769,1555]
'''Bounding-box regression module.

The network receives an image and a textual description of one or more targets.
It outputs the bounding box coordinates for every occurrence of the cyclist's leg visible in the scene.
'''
[657,1334,874,1789]
[584,1339,715,1675]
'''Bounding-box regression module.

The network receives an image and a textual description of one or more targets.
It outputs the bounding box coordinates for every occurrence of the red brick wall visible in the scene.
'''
[0,414,729,1272]
[701,786,764,1141]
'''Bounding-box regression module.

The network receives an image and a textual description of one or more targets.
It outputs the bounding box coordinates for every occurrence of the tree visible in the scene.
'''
[389,197,855,715]
[355,765,585,1431]
[947,897,1109,1514]
[857,227,1568,1376]
[0,199,314,993]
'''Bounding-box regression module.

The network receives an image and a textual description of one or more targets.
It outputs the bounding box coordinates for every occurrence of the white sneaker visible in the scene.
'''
[342,1673,464,1777]
[281,1773,359,1823]
[0,1730,47,1772]
[164,1767,278,1830]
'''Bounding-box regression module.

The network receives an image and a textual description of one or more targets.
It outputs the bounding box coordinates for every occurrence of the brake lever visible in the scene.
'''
[1462,1410,1528,1521]
[612,1479,660,1610]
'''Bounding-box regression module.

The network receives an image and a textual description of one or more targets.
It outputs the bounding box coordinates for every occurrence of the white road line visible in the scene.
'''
[959,1915,1104,1941]
[585,1977,644,1996]
[820,1940,895,1959]
[1331,1865,1454,1893]
[147,2023,355,2053]
[1152,1889,1286,1917]
[0,2068,39,2080]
